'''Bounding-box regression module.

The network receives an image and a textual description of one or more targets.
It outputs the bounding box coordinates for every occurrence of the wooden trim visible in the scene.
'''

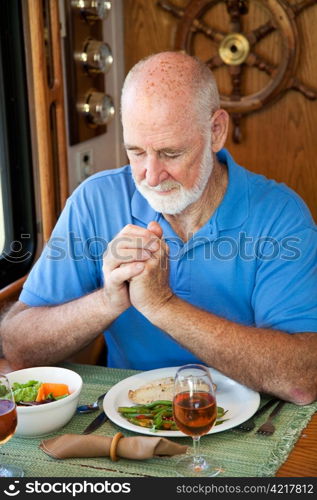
[0,1,69,300]
[50,0,69,206]
[27,0,69,242]
[0,276,26,302]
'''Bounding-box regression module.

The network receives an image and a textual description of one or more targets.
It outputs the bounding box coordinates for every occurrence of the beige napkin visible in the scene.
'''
[40,433,187,461]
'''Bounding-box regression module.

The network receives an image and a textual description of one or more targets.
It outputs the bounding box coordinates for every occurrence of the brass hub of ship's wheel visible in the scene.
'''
[219,33,250,66]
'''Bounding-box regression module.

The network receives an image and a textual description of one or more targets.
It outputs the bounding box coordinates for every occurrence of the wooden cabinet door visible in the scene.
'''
[123,0,317,221]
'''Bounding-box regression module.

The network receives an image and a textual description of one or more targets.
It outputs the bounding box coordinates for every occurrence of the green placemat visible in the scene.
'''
[2,363,316,477]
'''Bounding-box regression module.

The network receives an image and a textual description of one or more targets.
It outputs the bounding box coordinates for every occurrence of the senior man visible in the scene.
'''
[2,52,317,405]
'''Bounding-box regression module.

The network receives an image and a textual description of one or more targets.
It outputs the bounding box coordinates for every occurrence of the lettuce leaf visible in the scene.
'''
[0,384,7,397]
[11,380,42,403]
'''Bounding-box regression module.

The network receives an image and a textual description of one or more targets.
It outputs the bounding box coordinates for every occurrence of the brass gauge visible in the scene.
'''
[77,90,115,126]
[75,40,113,74]
[71,0,112,22]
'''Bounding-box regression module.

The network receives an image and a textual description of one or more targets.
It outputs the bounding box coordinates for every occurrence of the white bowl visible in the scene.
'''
[7,366,83,438]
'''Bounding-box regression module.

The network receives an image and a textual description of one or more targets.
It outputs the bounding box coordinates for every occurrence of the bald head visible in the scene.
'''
[121,51,220,131]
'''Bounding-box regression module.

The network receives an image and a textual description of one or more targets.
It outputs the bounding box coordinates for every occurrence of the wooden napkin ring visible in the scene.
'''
[110,432,124,461]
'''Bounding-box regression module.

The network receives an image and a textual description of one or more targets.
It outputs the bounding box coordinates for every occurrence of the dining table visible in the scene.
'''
[0,358,316,478]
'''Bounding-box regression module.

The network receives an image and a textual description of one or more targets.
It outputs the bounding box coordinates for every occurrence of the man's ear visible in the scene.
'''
[211,109,229,153]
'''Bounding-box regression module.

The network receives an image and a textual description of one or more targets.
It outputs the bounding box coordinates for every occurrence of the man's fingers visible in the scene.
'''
[121,224,160,240]
[110,230,160,253]
[103,224,164,276]
[147,221,163,239]
[110,262,145,285]
[104,231,160,270]
[111,237,159,251]
[103,248,151,272]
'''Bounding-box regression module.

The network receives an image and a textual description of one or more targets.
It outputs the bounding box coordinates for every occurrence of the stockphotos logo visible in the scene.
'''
[2,480,131,497]
[3,481,21,496]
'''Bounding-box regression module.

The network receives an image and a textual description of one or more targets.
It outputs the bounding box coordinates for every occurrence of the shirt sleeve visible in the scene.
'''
[251,200,317,334]
[20,196,102,307]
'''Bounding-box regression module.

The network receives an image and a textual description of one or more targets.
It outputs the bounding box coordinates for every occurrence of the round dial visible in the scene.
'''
[96,0,111,19]
[71,0,112,21]
[77,40,113,74]
[77,91,115,126]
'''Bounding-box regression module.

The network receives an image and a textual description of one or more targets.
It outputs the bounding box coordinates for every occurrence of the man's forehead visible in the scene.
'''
[122,84,189,113]
[123,119,204,153]
[122,105,199,143]
[131,54,194,87]
[122,62,196,112]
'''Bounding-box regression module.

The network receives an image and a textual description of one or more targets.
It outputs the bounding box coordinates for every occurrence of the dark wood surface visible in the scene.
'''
[0,358,316,477]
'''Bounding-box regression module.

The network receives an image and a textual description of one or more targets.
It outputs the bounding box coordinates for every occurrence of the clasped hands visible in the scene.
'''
[102,222,173,320]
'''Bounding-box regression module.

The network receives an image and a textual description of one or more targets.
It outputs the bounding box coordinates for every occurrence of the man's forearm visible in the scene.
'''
[2,290,120,369]
[147,296,317,405]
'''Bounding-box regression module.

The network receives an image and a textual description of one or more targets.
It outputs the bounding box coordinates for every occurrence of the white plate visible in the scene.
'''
[103,366,260,437]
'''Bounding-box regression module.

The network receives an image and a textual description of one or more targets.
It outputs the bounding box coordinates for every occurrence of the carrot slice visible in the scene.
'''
[36,383,70,402]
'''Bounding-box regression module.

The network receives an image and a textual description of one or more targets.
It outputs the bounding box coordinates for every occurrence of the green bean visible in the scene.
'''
[217,406,227,417]
[152,406,167,415]
[118,400,228,430]
[153,407,174,430]
[120,413,153,418]
[142,400,172,409]
[127,417,152,427]
[118,401,172,414]
[215,419,229,426]
[117,406,150,414]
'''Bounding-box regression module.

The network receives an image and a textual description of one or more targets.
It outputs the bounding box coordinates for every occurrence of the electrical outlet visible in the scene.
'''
[77,149,94,182]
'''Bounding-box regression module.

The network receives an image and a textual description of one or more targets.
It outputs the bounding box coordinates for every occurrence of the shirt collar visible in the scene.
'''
[130,148,249,235]
[215,148,249,232]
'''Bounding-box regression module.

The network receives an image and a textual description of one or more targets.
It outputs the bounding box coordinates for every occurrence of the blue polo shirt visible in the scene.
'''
[20,149,317,369]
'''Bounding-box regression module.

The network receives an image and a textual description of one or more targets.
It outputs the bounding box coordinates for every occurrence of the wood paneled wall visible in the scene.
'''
[123,0,317,221]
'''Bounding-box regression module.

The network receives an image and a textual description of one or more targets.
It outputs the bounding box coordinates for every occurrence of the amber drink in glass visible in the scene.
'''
[173,364,222,477]
[0,373,24,477]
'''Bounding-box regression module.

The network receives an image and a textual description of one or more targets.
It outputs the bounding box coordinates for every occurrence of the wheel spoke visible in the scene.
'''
[231,113,243,144]
[156,0,184,19]
[245,20,276,47]
[289,77,317,100]
[192,17,225,44]
[246,52,276,76]
[229,65,243,99]
[292,0,317,16]
[157,0,225,43]
[205,54,224,70]
[225,0,247,33]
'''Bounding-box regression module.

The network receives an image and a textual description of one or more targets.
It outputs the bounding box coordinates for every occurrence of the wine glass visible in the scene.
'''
[0,373,24,477]
[173,364,222,477]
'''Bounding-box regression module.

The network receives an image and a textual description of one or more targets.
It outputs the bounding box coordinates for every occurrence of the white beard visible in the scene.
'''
[132,140,214,215]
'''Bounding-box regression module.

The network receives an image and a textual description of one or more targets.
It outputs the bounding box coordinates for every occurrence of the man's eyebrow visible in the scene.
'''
[160,147,185,153]
[123,144,186,153]
[124,144,142,150]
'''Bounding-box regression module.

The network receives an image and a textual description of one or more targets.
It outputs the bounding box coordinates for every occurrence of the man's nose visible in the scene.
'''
[144,156,168,187]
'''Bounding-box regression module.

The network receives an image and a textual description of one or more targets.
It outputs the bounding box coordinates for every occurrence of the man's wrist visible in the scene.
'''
[143,293,180,328]
[98,289,128,320]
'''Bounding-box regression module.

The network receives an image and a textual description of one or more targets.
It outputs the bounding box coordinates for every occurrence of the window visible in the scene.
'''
[0,176,5,255]
[0,0,36,289]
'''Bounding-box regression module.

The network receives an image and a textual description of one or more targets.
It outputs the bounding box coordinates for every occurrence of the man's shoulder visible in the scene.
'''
[219,149,315,232]
[243,165,315,229]
[73,164,133,190]
[69,165,135,203]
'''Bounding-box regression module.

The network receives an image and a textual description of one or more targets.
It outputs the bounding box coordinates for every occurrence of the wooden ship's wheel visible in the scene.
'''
[157,0,317,142]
